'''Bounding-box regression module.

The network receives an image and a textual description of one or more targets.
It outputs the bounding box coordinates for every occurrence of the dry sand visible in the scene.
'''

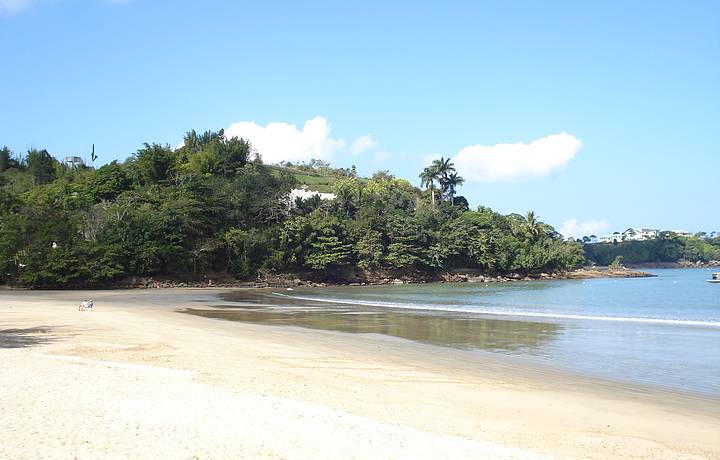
[1,288,718,459]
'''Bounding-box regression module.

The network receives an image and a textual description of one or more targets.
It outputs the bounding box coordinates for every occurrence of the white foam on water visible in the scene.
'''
[272,293,720,329]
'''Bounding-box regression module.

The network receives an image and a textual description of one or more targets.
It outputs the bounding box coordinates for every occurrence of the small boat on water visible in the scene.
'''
[709,273,720,283]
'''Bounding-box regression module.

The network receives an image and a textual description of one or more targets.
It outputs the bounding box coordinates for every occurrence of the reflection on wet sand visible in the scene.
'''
[182,290,563,353]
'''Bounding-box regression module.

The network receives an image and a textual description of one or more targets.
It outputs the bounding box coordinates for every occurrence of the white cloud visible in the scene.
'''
[0,0,32,12]
[560,218,610,239]
[350,134,377,155]
[452,132,583,182]
[224,116,349,164]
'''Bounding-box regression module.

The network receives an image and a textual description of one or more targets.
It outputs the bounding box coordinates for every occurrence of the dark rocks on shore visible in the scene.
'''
[139,267,654,289]
[5,265,656,290]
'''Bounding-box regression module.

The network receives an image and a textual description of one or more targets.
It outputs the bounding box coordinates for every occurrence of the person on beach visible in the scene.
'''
[78,300,88,311]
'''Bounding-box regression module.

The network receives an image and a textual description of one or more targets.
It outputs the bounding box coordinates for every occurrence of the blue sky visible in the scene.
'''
[1,0,718,235]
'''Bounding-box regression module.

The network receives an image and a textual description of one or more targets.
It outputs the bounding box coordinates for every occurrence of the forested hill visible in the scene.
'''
[0,130,585,287]
[584,236,720,266]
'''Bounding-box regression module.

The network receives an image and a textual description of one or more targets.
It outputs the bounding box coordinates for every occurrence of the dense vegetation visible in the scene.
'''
[584,233,720,265]
[0,131,586,287]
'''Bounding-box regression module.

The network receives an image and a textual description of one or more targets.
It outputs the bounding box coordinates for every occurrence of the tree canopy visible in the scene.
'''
[0,138,587,287]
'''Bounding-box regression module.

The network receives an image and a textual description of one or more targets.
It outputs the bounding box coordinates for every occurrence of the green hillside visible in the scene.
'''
[265,164,342,193]
[0,137,587,288]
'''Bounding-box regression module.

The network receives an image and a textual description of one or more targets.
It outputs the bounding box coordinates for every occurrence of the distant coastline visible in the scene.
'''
[628,260,720,269]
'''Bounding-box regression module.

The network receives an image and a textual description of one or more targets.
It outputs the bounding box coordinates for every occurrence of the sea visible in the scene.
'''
[211,268,720,397]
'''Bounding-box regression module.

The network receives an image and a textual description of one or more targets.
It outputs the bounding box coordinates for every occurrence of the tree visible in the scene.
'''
[609,255,624,269]
[353,227,384,270]
[432,156,456,201]
[26,149,56,185]
[432,156,455,178]
[304,217,353,270]
[293,194,322,216]
[443,172,465,205]
[523,211,543,241]
[0,126,595,287]
[419,165,440,207]
[135,143,175,184]
[385,214,428,268]
[218,137,251,177]
[0,146,11,172]
[86,161,131,201]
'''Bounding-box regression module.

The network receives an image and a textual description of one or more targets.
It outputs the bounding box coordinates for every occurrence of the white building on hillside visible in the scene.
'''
[622,228,637,240]
[287,187,336,209]
[622,227,659,241]
[591,228,659,244]
[597,232,623,244]
[671,230,694,238]
[636,228,659,240]
[64,156,85,168]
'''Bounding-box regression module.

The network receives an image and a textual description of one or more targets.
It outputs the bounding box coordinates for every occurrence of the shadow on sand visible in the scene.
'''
[0,327,61,349]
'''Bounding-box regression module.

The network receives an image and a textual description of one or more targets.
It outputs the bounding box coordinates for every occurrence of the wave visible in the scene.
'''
[271,292,720,329]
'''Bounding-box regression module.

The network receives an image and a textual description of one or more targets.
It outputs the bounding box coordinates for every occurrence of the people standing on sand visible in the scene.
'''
[78,300,87,311]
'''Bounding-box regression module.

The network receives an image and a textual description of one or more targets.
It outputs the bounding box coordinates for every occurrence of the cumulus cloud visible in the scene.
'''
[560,218,610,239]
[452,132,583,182]
[224,116,351,164]
[350,134,377,155]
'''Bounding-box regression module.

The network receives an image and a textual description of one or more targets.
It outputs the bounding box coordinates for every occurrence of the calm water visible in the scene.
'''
[197,268,720,397]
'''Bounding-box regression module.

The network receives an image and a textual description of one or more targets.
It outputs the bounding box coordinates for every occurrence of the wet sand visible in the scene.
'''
[1,288,719,459]
[187,293,562,353]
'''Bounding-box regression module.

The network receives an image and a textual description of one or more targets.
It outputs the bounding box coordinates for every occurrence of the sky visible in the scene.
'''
[1,0,718,236]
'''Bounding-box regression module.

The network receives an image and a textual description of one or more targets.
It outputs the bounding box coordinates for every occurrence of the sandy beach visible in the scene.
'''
[1,288,719,459]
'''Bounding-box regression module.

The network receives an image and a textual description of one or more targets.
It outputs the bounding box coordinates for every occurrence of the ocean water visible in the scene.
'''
[211,268,720,397]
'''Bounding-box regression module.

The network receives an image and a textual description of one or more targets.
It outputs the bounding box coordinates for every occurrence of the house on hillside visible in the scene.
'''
[287,186,336,209]
[636,228,659,240]
[597,233,622,244]
[621,228,659,241]
[289,186,336,202]
[593,228,658,244]
[622,228,637,241]
[671,230,694,238]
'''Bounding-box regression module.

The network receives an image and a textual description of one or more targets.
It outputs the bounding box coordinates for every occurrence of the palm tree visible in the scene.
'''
[444,172,465,205]
[419,166,441,207]
[524,211,543,240]
[335,187,357,217]
[432,156,456,201]
[432,156,455,177]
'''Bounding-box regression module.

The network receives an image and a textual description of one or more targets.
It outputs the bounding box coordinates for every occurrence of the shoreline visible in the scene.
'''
[629,261,720,269]
[212,286,720,398]
[1,266,655,290]
[2,288,719,458]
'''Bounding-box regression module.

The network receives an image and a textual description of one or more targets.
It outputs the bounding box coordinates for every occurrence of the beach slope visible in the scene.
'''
[1,289,718,459]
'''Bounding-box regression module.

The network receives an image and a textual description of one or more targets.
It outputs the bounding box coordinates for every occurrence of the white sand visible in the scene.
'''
[1,289,718,459]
